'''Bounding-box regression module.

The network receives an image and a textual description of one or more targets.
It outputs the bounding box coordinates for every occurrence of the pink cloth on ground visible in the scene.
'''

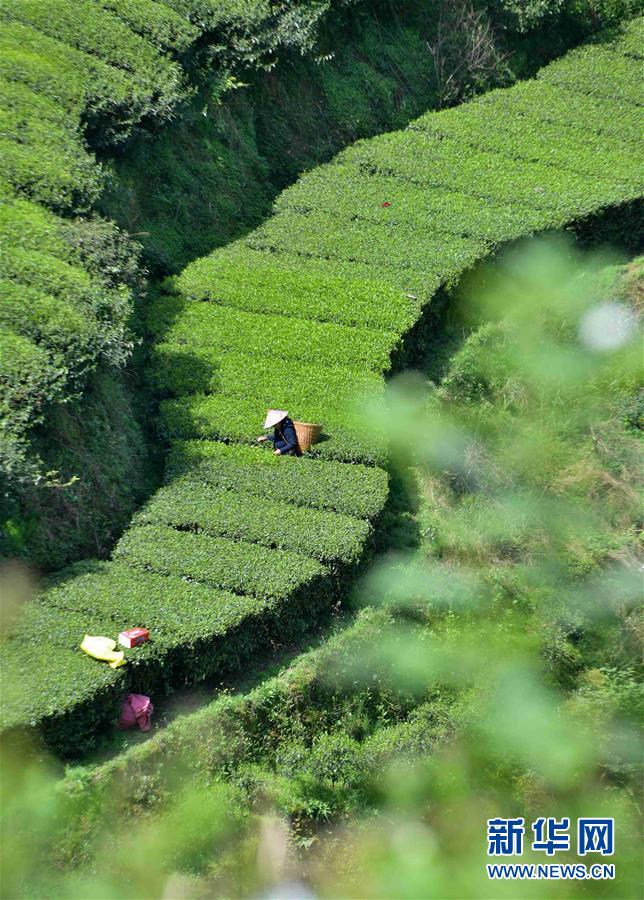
[118,693,154,731]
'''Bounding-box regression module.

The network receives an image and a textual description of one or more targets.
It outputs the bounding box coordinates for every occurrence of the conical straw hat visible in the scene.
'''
[263,409,288,429]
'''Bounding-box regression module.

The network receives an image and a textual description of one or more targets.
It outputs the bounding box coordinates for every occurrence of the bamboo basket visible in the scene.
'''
[293,420,322,453]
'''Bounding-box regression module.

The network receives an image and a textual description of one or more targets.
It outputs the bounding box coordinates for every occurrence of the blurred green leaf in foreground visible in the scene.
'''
[322,238,643,898]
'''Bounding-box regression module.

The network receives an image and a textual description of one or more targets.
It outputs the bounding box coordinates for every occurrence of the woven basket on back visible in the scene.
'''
[293,420,322,453]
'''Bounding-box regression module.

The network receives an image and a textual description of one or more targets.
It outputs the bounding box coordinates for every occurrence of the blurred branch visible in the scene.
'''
[428,0,510,105]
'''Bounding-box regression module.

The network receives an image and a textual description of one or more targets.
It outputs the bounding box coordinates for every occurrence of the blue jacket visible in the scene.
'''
[266,417,302,456]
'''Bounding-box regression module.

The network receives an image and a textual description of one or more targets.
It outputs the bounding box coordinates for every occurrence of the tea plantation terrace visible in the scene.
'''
[1,21,642,755]
[0,0,355,498]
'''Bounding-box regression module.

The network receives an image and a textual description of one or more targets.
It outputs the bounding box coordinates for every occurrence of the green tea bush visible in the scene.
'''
[246,210,489,277]
[0,75,82,132]
[0,39,142,491]
[477,79,643,142]
[146,296,399,372]
[0,560,331,755]
[1,248,130,368]
[133,481,371,565]
[0,330,62,449]
[114,524,329,600]
[340,129,640,214]
[0,138,101,213]
[0,1,185,117]
[165,247,419,331]
[52,604,398,788]
[0,197,69,255]
[92,0,200,54]
[1,598,128,750]
[411,103,641,182]
[166,441,390,519]
[47,604,437,838]
[0,77,84,143]
[0,23,150,142]
[276,167,548,239]
[0,201,138,482]
[149,346,382,405]
[616,11,644,56]
[538,41,644,103]
[0,281,98,377]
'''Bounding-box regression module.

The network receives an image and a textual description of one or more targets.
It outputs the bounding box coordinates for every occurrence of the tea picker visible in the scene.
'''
[257,409,302,456]
[257,409,322,455]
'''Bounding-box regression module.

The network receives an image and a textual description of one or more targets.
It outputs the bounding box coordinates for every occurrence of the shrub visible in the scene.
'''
[0,280,98,379]
[146,295,399,373]
[149,345,382,401]
[92,0,200,54]
[0,23,147,143]
[339,128,640,215]
[160,0,356,67]
[165,246,420,332]
[2,366,151,570]
[51,607,393,779]
[304,731,366,785]
[0,198,141,489]
[617,13,644,58]
[476,79,643,143]
[1,0,185,120]
[245,209,489,279]
[0,74,82,131]
[277,165,548,238]
[0,27,89,113]
[411,101,640,182]
[538,41,643,103]
[113,524,329,600]
[0,328,63,448]
[56,215,143,293]
[132,480,371,565]
[0,198,72,257]
[1,246,131,369]
[165,440,389,520]
[0,201,140,345]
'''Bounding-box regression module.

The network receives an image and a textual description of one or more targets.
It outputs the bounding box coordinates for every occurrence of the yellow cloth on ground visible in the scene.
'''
[80,635,126,669]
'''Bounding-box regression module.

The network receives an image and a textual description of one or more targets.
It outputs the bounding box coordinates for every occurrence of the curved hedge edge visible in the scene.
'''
[59,606,392,787]
[2,561,338,758]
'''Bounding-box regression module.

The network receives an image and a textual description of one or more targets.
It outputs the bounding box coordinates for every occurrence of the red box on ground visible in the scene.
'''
[118,627,150,649]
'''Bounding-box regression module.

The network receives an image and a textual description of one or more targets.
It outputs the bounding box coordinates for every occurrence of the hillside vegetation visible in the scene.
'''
[2,0,641,570]
[2,20,642,757]
[0,0,408,567]
[6,249,642,899]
